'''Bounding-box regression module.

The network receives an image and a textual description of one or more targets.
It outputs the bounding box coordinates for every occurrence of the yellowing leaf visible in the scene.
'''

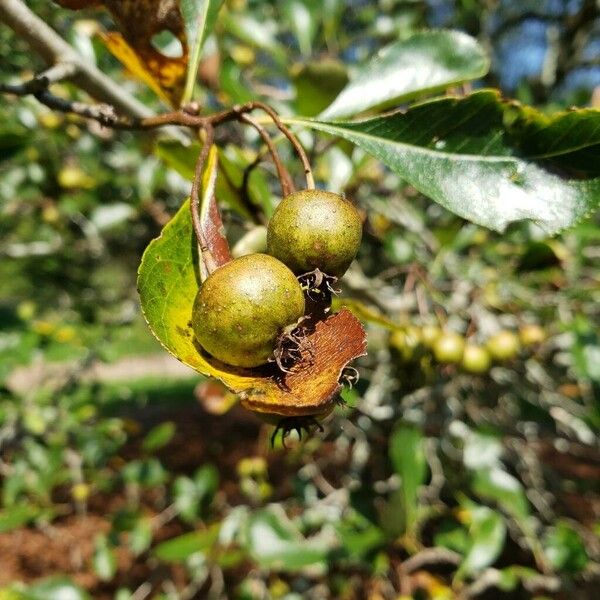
[56,0,188,106]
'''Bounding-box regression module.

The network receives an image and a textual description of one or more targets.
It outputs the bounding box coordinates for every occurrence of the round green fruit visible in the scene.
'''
[461,344,491,374]
[519,324,545,347]
[486,330,520,361]
[192,254,305,368]
[266,189,362,277]
[390,327,422,362]
[421,325,442,349]
[433,331,465,364]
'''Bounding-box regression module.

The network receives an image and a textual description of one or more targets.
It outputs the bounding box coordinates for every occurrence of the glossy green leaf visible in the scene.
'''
[290,91,600,234]
[389,423,427,534]
[154,524,220,562]
[472,468,530,521]
[181,0,224,104]
[245,509,329,571]
[459,506,506,577]
[320,30,489,119]
[142,421,175,452]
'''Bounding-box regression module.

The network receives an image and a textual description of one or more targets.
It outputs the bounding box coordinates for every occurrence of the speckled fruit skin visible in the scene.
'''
[192,254,305,368]
[461,344,491,374]
[267,189,362,277]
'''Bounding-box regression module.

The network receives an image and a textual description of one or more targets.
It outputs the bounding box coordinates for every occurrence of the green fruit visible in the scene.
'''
[192,254,305,368]
[266,189,362,277]
[433,331,465,364]
[421,325,442,349]
[519,324,545,347]
[390,327,422,362]
[461,344,491,374]
[486,330,520,361]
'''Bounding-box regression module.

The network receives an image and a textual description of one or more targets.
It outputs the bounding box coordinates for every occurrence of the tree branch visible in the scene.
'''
[0,0,188,141]
[0,0,150,117]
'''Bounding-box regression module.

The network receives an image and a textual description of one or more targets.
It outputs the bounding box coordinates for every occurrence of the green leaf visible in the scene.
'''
[389,423,427,535]
[505,103,600,174]
[142,421,175,452]
[181,0,224,104]
[173,464,219,523]
[283,0,318,57]
[320,30,489,119]
[20,578,90,600]
[459,506,507,577]
[154,139,258,219]
[154,524,220,562]
[222,13,285,64]
[290,90,600,234]
[0,505,39,533]
[245,509,329,571]
[93,535,117,581]
[129,517,153,556]
[471,468,530,522]
[292,60,348,118]
[543,521,588,573]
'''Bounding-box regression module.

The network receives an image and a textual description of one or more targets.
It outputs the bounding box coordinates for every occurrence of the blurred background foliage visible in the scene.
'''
[0,0,599,598]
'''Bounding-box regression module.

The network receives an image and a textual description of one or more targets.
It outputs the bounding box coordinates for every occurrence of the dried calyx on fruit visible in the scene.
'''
[192,253,305,368]
[267,189,362,278]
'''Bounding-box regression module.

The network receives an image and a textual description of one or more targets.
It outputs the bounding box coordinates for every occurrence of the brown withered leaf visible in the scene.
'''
[238,309,367,418]
[55,0,187,106]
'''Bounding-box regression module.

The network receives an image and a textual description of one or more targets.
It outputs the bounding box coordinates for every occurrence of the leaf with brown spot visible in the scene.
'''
[138,201,367,419]
[55,0,188,106]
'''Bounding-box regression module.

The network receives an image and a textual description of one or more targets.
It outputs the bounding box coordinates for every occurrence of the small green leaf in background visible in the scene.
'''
[244,509,329,571]
[320,30,489,119]
[222,13,285,64]
[543,521,588,573]
[458,505,507,577]
[173,463,219,523]
[471,468,530,522]
[292,60,348,118]
[122,459,168,488]
[18,578,90,600]
[129,517,153,556]
[181,0,224,104]
[389,423,427,535]
[154,523,220,562]
[93,535,117,581]
[142,421,175,453]
[283,0,318,57]
[0,505,39,533]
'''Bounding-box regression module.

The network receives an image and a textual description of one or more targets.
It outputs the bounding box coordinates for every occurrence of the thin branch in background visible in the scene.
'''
[239,113,295,197]
[245,101,315,190]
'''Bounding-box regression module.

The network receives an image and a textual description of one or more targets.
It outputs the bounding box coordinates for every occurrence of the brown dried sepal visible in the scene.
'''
[55,0,187,106]
[238,308,367,417]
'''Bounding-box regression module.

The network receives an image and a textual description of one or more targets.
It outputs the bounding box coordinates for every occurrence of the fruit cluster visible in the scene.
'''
[389,323,546,375]
[192,189,362,369]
